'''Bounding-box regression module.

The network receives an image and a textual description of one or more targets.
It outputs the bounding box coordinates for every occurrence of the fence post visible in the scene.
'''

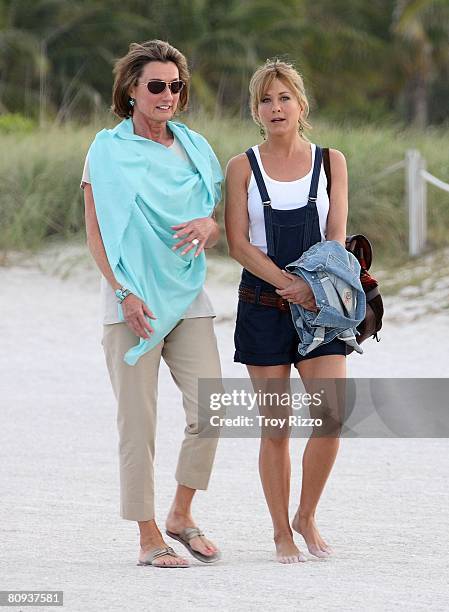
[405,149,426,256]
[420,154,427,253]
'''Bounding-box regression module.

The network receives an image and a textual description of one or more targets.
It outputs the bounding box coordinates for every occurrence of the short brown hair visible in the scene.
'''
[111,40,190,118]
[249,59,312,134]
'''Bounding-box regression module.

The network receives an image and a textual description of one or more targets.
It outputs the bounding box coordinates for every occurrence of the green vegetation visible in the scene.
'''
[0,113,37,134]
[0,0,448,127]
[1,0,448,264]
[1,114,448,265]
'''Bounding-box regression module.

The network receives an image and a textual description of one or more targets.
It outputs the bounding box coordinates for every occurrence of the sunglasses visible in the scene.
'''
[139,79,185,95]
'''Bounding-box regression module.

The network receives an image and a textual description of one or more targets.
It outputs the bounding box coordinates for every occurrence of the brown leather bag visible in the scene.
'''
[322,148,384,352]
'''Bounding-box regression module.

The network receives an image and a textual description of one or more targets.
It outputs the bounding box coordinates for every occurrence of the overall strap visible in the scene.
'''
[302,145,323,249]
[245,148,275,257]
[307,145,323,203]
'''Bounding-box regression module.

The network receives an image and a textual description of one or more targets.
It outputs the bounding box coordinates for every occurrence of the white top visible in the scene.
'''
[247,143,329,253]
[80,135,215,324]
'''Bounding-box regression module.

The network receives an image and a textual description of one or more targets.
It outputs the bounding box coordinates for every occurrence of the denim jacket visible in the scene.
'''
[285,240,366,356]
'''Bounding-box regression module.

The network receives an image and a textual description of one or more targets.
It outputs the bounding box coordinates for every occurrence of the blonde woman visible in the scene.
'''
[225,60,348,563]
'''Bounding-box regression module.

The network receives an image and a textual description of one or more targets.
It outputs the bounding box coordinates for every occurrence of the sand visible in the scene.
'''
[1,245,448,611]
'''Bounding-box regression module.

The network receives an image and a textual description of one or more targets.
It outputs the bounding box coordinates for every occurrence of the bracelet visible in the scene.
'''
[115,286,132,303]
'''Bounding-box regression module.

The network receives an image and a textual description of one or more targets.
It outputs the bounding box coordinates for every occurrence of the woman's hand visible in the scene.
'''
[121,294,157,340]
[171,217,218,257]
[276,270,318,312]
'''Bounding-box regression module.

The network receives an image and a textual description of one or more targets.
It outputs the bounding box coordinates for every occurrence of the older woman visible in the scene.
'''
[225,60,348,564]
[81,40,222,568]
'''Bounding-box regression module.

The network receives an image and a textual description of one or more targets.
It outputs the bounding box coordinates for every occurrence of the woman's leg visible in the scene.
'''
[102,323,189,567]
[248,364,307,563]
[293,354,346,557]
[162,318,222,557]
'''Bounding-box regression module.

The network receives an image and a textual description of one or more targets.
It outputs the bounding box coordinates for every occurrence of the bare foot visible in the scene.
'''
[165,512,218,558]
[292,513,334,558]
[274,532,307,564]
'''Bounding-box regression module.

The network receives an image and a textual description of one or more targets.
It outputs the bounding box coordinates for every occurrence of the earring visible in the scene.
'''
[129,98,135,107]
[298,121,304,134]
[259,125,266,139]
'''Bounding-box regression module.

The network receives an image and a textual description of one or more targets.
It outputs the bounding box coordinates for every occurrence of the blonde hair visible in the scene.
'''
[249,59,311,135]
[111,40,190,118]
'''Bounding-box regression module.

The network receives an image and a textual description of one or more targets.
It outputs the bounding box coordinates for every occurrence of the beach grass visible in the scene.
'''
[1,113,448,268]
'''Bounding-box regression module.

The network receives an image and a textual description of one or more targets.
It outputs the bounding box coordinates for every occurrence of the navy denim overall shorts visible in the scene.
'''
[234,145,347,366]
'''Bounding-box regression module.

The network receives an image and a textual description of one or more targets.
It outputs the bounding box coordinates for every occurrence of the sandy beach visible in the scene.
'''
[1,245,448,611]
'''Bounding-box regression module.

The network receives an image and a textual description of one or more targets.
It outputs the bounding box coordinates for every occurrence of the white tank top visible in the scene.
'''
[247,143,329,253]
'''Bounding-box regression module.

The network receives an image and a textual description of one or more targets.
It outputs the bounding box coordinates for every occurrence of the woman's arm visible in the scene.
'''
[224,154,293,290]
[325,149,348,245]
[206,208,220,248]
[84,184,156,339]
[84,183,121,292]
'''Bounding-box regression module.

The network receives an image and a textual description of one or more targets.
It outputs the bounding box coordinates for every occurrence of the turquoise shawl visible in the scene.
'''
[88,118,222,365]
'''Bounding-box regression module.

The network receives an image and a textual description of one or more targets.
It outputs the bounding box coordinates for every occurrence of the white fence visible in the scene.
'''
[405,150,449,256]
[357,150,448,257]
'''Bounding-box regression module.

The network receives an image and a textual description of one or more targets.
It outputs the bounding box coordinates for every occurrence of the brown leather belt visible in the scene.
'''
[238,286,290,312]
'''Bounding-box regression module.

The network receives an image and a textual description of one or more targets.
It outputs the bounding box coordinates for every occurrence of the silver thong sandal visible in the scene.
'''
[165,527,221,564]
[137,545,190,568]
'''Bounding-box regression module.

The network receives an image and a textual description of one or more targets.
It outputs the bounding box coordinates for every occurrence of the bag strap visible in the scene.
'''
[322,147,373,271]
[322,147,331,198]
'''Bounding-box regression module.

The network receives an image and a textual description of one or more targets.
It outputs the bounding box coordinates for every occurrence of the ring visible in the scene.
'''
[191,238,199,245]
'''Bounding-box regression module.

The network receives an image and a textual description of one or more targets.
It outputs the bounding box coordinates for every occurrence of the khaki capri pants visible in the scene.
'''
[102,317,222,521]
